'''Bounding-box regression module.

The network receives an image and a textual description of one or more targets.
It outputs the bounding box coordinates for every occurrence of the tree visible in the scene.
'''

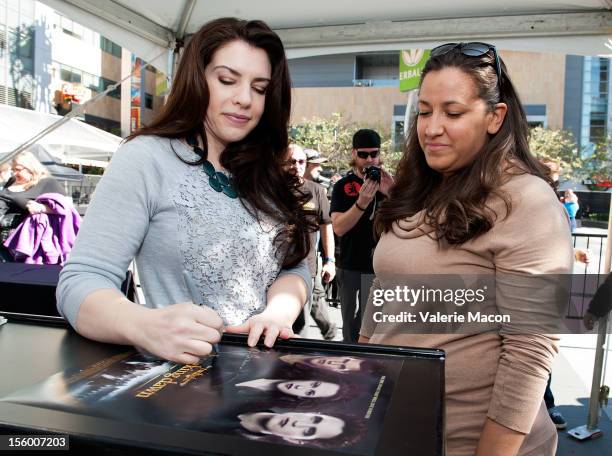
[581,133,612,189]
[528,127,583,180]
[290,113,394,173]
[529,127,612,189]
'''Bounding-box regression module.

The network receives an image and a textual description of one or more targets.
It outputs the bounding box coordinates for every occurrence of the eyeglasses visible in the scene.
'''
[285,158,306,165]
[356,150,380,159]
[430,42,502,90]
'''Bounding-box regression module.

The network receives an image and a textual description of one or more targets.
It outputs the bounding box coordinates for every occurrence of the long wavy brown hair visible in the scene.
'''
[128,18,315,267]
[376,46,553,244]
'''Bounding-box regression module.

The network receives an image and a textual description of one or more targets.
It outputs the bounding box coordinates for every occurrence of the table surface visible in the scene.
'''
[0,321,444,456]
[0,322,259,455]
[0,321,121,399]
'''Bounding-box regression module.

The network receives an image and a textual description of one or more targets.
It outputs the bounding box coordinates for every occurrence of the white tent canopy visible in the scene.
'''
[0,105,120,166]
[40,0,612,71]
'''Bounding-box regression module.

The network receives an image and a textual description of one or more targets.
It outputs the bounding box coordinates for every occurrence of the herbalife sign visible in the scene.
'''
[399,49,430,92]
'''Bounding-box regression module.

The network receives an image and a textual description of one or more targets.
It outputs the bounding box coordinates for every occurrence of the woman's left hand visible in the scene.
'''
[26,201,48,215]
[225,311,294,348]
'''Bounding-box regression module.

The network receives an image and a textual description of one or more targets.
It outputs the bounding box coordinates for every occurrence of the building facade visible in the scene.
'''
[1,0,164,135]
[2,0,609,151]
[563,55,610,151]
[289,50,610,152]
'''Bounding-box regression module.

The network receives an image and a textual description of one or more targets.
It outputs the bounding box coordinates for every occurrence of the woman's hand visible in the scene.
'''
[574,248,591,264]
[135,302,224,364]
[225,310,294,348]
[225,271,305,347]
[26,201,49,215]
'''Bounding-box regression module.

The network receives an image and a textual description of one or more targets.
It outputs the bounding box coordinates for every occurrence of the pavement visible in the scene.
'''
[553,333,612,455]
[301,303,612,455]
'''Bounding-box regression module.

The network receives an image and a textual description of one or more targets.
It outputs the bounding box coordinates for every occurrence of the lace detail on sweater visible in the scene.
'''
[173,164,283,325]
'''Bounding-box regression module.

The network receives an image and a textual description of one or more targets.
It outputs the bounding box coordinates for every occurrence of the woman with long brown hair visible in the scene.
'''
[57,18,314,364]
[359,43,573,455]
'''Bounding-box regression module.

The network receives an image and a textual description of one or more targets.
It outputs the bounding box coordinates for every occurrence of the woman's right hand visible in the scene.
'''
[26,201,48,215]
[136,302,224,364]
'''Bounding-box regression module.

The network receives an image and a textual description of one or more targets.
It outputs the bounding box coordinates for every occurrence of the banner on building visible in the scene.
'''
[155,71,168,97]
[399,49,430,92]
[61,83,91,104]
[130,56,145,133]
[130,107,140,131]
[131,56,144,108]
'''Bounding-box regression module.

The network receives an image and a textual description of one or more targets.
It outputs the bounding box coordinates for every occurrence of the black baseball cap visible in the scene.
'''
[352,129,381,149]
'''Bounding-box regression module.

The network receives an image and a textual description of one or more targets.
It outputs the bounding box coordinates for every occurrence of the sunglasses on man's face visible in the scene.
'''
[430,42,502,89]
[356,150,380,159]
[285,158,306,165]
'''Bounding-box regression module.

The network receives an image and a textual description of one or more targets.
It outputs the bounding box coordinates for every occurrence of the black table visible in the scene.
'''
[0,322,167,454]
[0,264,62,320]
[0,321,445,456]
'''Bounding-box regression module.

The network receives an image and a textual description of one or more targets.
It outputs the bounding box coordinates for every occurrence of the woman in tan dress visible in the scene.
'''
[359,43,573,455]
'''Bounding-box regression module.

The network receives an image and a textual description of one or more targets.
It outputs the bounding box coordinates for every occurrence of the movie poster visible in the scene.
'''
[1,344,404,454]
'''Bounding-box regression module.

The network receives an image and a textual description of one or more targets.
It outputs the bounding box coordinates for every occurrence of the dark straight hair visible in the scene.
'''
[375,46,553,244]
[128,18,315,267]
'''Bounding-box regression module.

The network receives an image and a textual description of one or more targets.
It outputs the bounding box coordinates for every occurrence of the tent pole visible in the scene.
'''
[568,192,612,440]
[168,0,195,86]
[176,0,196,40]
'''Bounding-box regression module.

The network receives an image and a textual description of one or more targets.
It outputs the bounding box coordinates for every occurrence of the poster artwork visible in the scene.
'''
[2,344,403,454]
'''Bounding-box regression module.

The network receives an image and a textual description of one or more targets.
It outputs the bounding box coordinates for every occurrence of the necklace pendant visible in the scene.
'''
[198,156,237,198]
[216,172,230,186]
[223,185,237,199]
[208,175,223,192]
[202,161,216,177]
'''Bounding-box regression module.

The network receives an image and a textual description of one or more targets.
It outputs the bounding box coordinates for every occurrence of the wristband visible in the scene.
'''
[355,201,366,211]
[324,257,335,264]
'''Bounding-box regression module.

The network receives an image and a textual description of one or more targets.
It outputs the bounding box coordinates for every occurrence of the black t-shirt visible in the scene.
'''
[302,179,331,277]
[0,177,65,210]
[330,171,382,272]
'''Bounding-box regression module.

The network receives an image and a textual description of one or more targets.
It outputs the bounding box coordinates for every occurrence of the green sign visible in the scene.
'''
[399,49,430,92]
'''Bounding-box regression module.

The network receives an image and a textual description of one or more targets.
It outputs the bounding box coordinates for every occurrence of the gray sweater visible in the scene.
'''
[57,135,310,327]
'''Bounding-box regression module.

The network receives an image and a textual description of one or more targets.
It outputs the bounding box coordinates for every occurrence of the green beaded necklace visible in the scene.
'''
[186,135,237,199]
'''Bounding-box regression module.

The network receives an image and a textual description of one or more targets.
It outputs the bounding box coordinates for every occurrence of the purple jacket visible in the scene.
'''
[3,193,82,265]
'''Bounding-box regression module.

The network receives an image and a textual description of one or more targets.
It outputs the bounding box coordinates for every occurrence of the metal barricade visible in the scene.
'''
[568,233,607,320]
[567,231,611,440]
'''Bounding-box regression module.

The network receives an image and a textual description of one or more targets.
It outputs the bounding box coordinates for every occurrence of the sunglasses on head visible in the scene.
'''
[430,42,502,90]
[286,158,306,165]
[356,150,380,159]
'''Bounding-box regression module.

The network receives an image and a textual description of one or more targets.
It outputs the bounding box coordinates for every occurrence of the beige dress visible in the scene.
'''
[361,173,573,455]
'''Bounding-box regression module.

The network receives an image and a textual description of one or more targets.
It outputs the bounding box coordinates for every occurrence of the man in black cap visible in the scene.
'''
[330,129,393,342]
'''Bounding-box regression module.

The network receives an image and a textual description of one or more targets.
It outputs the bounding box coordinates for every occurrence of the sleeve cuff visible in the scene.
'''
[278,259,312,305]
[56,269,120,329]
[487,360,551,433]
